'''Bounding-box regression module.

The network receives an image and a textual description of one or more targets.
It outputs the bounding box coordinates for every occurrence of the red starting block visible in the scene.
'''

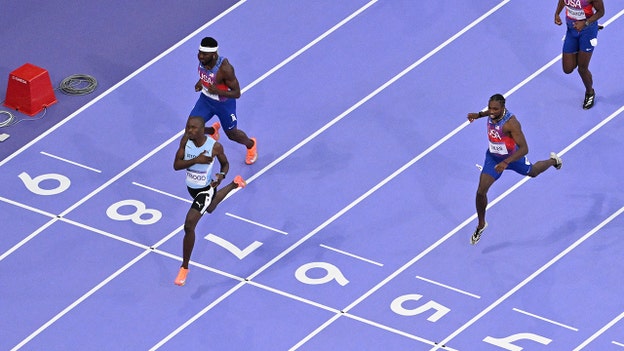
[3,63,57,116]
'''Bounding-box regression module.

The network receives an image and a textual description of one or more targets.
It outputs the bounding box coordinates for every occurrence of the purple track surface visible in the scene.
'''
[2,1,624,350]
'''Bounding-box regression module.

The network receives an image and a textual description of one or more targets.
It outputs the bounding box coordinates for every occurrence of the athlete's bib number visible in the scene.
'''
[489,141,508,155]
[566,6,587,20]
[186,169,209,187]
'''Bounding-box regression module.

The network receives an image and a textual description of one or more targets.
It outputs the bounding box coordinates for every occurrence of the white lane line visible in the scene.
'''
[345,313,460,351]
[613,340,624,348]
[416,276,481,299]
[7,5,378,346]
[294,103,624,351]
[242,0,378,93]
[3,2,382,349]
[241,0,511,188]
[225,212,288,235]
[10,250,152,351]
[512,308,579,331]
[8,222,186,351]
[573,311,624,351]
[132,181,191,203]
[0,1,248,168]
[0,195,56,219]
[320,244,384,267]
[430,206,624,351]
[40,151,102,173]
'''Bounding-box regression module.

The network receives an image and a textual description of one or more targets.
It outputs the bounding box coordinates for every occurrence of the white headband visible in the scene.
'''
[199,45,218,53]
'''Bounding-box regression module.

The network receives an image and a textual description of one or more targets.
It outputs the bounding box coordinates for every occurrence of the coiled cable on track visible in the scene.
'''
[58,74,98,95]
[0,110,15,127]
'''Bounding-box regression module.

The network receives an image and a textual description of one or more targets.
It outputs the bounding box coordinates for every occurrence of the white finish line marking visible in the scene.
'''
[416,276,481,299]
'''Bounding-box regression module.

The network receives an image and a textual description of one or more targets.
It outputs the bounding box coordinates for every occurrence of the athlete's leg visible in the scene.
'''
[576,51,594,94]
[561,52,578,74]
[181,208,202,269]
[223,128,254,148]
[205,178,246,214]
[475,173,496,230]
[527,157,560,177]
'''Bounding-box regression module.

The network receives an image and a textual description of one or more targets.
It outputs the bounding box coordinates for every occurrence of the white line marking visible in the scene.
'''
[59,217,152,251]
[613,340,624,348]
[416,276,481,299]
[320,244,384,267]
[430,206,624,351]
[40,151,102,173]
[132,181,191,203]
[225,212,288,235]
[0,195,56,219]
[7,3,377,345]
[9,223,185,351]
[148,281,247,351]
[242,0,378,93]
[602,8,624,26]
[240,0,511,189]
[0,1,248,168]
[573,311,624,350]
[345,313,460,351]
[10,250,152,351]
[512,308,578,331]
[292,103,624,350]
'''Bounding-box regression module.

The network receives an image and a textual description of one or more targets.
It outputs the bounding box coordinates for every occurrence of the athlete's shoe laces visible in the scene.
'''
[174,267,189,286]
[233,175,246,188]
[583,91,595,110]
[209,122,221,141]
[245,137,257,165]
[471,222,488,245]
[550,152,563,170]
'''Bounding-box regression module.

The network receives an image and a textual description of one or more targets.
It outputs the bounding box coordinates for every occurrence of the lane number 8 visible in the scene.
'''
[106,199,162,225]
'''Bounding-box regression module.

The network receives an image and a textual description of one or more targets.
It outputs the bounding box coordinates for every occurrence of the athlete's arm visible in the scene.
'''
[504,116,529,163]
[467,109,490,123]
[211,142,230,186]
[554,0,565,25]
[173,136,190,170]
[173,136,213,171]
[589,0,605,24]
[218,59,242,99]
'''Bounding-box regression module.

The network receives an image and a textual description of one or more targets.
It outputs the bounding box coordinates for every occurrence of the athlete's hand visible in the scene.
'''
[554,14,562,26]
[467,112,480,123]
[195,81,202,92]
[494,161,508,173]
[573,20,585,31]
[195,151,213,164]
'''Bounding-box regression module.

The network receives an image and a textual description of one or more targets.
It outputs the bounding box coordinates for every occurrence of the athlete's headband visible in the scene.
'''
[199,45,218,53]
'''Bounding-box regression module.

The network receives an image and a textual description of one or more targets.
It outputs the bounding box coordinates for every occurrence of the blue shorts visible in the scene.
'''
[189,93,238,131]
[482,150,532,180]
[563,20,598,54]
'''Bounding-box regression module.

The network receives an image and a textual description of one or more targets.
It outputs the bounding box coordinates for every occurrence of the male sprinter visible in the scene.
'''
[173,116,246,286]
[190,36,257,164]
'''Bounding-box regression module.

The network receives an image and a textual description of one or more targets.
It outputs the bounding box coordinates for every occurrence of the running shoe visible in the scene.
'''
[470,222,488,245]
[209,121,221,141]
[233,175,247,188]
[550,152,563,170]
[245,137,257,165]
[583,91,595,110]
[174,267,189,286]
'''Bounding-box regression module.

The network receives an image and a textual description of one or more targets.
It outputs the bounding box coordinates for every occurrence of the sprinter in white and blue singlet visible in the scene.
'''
[189,36,258,164]
[172,116,247,286]
[555,0,605,109]
[466,94,563,245]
